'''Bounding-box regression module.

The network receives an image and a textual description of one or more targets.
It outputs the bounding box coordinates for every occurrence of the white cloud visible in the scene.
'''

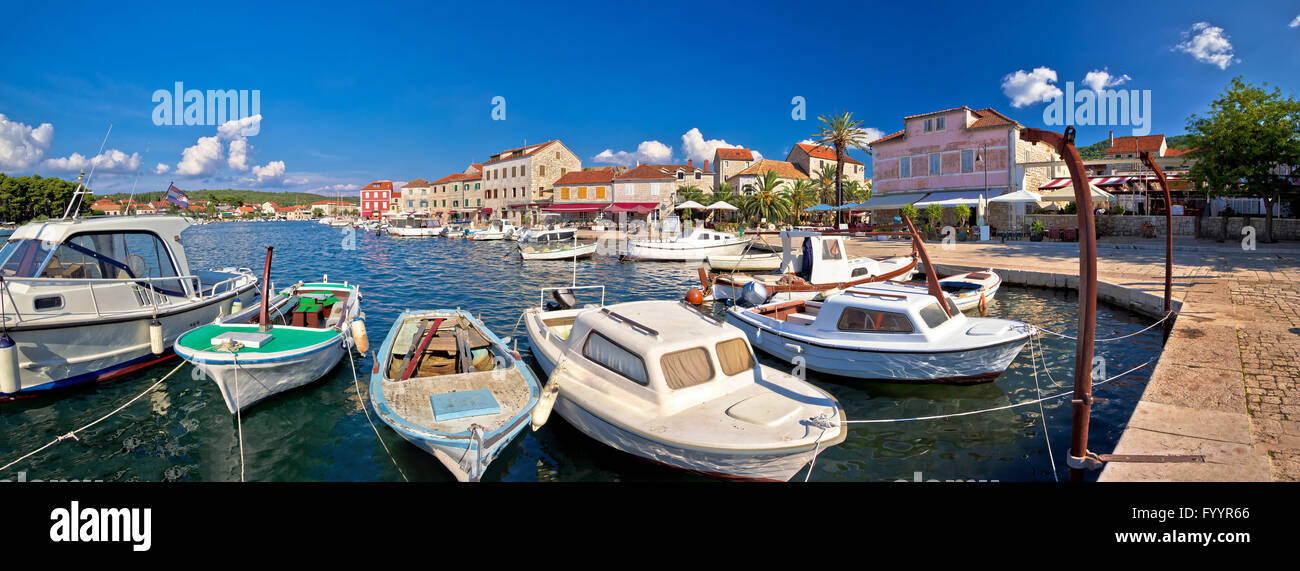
[216,114,261,140]
[251,160,285,184]
[1289,15,1299,28]
[154,163,170,175]
[680,128,759,163]
[862,128,886,142]
[43,149,142,174]
[0,113,54,170]
[1083,69,1131,93]
[1174,22,1237,69]
[175,136,223,176]
[227,138,250,171]
[592,140,672,166]
[1001,67,1063,108]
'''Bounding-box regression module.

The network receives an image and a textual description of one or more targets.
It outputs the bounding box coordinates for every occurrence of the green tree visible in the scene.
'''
[923,203,943,232]
[741,170,792,225]
[953,204,972,227]
[811,110,873,226]
[1184,77,1300,242]
[813,163,838,204]
[786,179,818,223]
[899,204,919,225]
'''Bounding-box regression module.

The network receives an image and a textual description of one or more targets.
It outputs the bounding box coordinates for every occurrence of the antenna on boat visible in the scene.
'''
[258,247,274,333]
[123,142,150,216]
[62,123,113,220]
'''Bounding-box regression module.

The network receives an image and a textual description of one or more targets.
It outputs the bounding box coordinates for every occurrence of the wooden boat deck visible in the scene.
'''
[381,368,532,435]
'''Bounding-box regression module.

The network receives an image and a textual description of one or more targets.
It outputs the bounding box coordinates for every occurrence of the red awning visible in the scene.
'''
[604,202,659,214]
[479,208,492,214]
[543,203,608,213]
[1040,176,1132,189]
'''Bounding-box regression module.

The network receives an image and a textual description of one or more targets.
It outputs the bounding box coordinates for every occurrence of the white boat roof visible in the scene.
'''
[576,300,743,356]
[9,215,193,245]
[825,281,948,312]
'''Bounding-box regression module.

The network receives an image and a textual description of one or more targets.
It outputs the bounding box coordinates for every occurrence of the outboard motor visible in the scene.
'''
[737,281,770,308]
[546,288,579,311]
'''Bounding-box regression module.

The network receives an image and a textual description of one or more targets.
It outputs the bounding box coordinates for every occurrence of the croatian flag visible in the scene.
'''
[165,182,190,208]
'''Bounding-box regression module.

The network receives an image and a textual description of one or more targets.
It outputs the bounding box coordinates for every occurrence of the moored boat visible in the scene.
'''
[519,228,595,261]
[705,252,782,272]
[724,281,1032,383]
[174,262,364,413]
[0,215,259,399]
[469,219,515,241]
[619,227,752,262]
[937,269,1001,313]
[370,309,540,481]
[709,231,917,301]
[524,292,846,481]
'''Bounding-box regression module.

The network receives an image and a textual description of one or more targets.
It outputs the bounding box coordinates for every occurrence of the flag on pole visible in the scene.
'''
[165,182,189,208]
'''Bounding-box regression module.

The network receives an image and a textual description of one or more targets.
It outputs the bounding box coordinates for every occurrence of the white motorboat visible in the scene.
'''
[524,291,846,481]
[937,270,1002,313]
[725,281,1032,384]
[370,309,541,481]
[519,229,595,261]
[469,219,516,241]
[706,252,782,272]
[174,274,363,413]
[709,231,917,302]
[619,227,752,262]
[0,215,259,399]
[387,212,443,237]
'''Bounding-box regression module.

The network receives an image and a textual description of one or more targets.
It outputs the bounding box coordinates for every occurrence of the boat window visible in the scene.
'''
[821,239,843,260]
[0,240,54,278]
[582,331,649,386]
[918,303,952,329]
[62,232,181,282]
[945,297,961,317]
[837,307,914,333]
[715,338,754,376]
[660,347,714,390]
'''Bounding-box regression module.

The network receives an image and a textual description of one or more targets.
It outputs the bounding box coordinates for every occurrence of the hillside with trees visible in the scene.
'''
[0,173,90,223]
[98,189,358,207]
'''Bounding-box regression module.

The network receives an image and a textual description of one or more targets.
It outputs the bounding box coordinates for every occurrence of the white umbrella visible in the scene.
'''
[674,200,707,210]
[708,200,739,211]
[988,189,1043,203]
[1039,184,1115,203]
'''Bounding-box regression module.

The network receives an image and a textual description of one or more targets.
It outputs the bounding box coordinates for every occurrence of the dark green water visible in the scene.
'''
[0,221,1163,482]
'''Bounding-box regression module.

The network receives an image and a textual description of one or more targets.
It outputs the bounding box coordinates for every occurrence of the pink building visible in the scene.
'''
[866,106,1060,228]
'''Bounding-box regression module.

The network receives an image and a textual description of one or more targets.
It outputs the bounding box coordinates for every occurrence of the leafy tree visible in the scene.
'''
[1184,77,1300,242]
[899,204,919,225]
[741,170,792,225]
[786,179,818,223]
[813,163,838,204]
[0,173,89,223]
[953,204,972,227]
[923,203,943,232]
[810,110,872,226]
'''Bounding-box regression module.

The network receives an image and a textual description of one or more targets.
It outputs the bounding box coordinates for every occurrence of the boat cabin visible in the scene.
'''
[547,301,764,416]
[745,282,974,343]
[777,231,896,284]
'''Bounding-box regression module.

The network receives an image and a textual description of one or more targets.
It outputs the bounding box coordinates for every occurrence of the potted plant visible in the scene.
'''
[1030,220,1045,241]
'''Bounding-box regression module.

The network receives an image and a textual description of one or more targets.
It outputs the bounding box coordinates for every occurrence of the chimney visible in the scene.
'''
[703,159,710,172]
[687,158,693,168]
[1108,130,1114,148]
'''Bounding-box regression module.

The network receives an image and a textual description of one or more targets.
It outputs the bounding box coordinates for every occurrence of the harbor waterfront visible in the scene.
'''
[0,221,1166,482]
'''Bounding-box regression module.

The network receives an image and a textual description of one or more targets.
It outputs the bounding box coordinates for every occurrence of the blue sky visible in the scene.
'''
[1,0,1297,195]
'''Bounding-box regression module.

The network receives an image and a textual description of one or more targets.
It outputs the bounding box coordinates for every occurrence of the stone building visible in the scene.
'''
[785,142,865,181]
[712,147,755,190]
[480,140,581,225]
[728,159,809,194]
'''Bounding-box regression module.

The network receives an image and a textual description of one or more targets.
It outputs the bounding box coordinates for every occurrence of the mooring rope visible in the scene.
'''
[1028,332,1059,482]
[347,347,409,482]
[1034,311,1174,342]
[231,352,246,483]
[0,358,191,473]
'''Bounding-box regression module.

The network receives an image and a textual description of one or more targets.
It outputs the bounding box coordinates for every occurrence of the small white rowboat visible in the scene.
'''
[706,252,782,272]
[937,270,1001,313]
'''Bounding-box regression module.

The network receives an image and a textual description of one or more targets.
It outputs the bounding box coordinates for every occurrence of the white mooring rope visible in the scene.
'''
[1034,311,1174,342]
[347,347,409,482]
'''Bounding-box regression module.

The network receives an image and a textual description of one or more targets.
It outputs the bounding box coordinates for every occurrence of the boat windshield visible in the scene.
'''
[918,302,952,329]
[3,232,182,288]
[0,239,54,278]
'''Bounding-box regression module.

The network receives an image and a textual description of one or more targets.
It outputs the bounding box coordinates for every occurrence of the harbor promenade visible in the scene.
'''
[840,235,1300,481]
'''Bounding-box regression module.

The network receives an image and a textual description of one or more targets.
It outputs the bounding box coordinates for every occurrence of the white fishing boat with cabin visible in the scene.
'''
[386,212,444,237]
[370,309,540,481]
[469,219,516,241]
[619,227,752,262]
[937,269,1002,313]
[519,228,596,261]
[724,281,1032,384]
[523,289,846,481]
[0,215,258,399]
[708,231,917,301]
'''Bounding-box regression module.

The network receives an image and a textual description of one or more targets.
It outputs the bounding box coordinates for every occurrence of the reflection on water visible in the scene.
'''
[0,221,1161,482]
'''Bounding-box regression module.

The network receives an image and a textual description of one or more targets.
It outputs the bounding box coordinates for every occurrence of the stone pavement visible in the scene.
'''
[838,235,1300,481]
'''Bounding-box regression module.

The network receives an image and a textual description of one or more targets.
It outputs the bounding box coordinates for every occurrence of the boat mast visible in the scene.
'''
[258,247,274,333]
[61,124,113,220]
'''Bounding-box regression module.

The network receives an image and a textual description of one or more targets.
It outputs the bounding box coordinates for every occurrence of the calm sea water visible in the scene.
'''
[0,221,1163,482]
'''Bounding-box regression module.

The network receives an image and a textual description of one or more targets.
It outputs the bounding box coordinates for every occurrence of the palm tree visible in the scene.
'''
[813,163,838,204]
[742,170,793,226]
[786,179,818,224]
[811,111,873,226]
[676,185,709,220]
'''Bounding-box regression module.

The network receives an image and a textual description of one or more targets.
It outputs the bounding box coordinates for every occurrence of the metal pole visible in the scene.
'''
[1140,151,1174,336]
[1019,126,1097,482]
[258,247,274,333]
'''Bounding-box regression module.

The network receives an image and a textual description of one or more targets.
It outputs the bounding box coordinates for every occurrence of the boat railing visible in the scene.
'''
[537,285,605,311]
[0,271,249,324]
[599,307,659,337]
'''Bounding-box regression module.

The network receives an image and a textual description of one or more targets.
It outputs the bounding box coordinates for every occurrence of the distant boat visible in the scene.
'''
[519,229,595,261]
[619,227,751,262]
[706,252,782,272]
[0,215,259,399]
[370,309,540,481]
[175,274,364,413]
[387,212,443,237]
[469,219,516,241]
[709,231,916,302]
[725,281,1032,384]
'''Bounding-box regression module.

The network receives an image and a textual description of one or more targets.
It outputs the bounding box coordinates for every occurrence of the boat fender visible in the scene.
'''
[978,292,988,317]
[149,319,164,355]
[350,319,370,354]
[531,372,562,431]
[684,288,704,305]
[0,333,19,394]
[231,299,243,314]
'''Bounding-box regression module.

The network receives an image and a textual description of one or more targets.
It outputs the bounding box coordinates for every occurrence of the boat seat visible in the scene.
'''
[786,312,817,326]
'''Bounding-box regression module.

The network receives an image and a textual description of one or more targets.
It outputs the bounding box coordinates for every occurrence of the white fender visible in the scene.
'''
[0,333,19,394]
[531,369,563,431]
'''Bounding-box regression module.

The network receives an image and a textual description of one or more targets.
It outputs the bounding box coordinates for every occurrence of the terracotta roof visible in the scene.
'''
[483,140,561,165]
[430,174,461,185]
[554,170,615,185]
[734,159,809,179]
[452,172,481,182]
[868,130,905,146]
[714,147,754,161]
[967,108,1019,129]
[792,143,863,165]
[402,178,431,188]
[904,106,972,120]
[1105,135,1166,155]
[614,164,709,181]
[360,181,394,191]
[1164,147,1194,157]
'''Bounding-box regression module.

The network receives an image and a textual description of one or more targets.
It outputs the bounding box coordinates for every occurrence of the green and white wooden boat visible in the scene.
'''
[176,274,365,413]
